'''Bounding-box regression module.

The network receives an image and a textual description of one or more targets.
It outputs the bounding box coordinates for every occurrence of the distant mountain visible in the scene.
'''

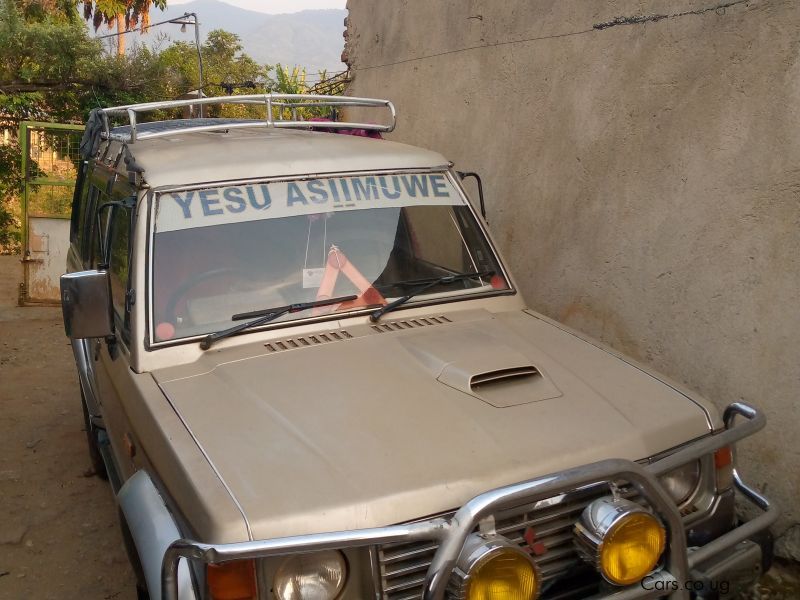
[96,0,347,74]
[239,10,347,74]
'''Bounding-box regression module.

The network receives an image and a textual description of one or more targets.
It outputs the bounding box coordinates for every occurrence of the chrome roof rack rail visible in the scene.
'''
[98,94,397,144]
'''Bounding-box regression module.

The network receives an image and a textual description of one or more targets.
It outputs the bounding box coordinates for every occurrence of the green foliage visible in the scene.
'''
[14,0,77,21]
[158,29,268,93]
[270,65,333,120]
[0,141,23,252]
[81,1,168,32]
[0,0,348,252]
[153,29,270,119]
[273,65,308,94]
[0,0,103,121]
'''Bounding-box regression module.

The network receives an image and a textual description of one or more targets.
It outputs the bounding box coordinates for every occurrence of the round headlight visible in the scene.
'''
[659,460,701,504]
[575,497,666,586]
[273,550,347,600]
[450,534,539,600]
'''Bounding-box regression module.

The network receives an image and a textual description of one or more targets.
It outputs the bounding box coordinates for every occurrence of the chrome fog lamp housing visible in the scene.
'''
[449,533,540,600]
[658,460,701,504]
[273,550,347,600]
[574,497,666,586]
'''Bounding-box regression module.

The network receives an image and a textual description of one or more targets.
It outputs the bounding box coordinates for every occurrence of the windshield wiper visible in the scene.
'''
[369,270,494,323]
[200,294,357,350]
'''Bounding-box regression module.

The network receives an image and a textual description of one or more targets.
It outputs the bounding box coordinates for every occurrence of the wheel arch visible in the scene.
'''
[118,470,198,600]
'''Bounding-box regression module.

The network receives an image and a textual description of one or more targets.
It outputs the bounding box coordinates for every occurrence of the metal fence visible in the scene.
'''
[19,121,83,305]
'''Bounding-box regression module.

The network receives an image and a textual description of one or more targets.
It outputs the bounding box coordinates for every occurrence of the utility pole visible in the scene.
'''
[170,13,205,118]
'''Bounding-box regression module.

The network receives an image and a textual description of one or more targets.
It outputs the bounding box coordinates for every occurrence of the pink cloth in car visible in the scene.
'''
[308,117,383,139]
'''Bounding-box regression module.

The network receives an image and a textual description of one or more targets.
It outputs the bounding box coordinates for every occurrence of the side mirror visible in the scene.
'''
[60,270,114,339]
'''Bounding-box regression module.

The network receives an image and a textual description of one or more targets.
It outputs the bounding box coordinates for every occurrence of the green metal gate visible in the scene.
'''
[19,121,83,305]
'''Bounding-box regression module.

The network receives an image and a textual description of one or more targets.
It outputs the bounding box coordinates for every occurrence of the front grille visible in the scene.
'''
[376,485,625,600]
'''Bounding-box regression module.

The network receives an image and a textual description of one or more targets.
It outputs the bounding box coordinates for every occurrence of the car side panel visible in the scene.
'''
[95,341,138,483]
[119,471,198,600]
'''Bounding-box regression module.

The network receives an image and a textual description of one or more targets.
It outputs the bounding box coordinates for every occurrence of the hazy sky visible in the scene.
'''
[170,0,347,12]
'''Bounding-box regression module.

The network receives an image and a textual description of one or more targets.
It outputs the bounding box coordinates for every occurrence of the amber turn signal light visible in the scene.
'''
[207,560,257,600]
[714,446,734,491]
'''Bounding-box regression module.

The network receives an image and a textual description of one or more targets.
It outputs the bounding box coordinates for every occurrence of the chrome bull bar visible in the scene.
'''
[161,402,777,600]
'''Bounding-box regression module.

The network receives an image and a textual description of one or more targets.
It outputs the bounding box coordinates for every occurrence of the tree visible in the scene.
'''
[81,0,167,55]
[14,0,77,20]
[0,0,346,252]
[0,0,98,116]
[0,0,165,251]
[0,141,24,253]
[156,29,270,117]
[0,0,167,119]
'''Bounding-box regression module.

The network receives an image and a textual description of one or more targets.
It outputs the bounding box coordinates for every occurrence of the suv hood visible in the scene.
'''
[153,309,712,541]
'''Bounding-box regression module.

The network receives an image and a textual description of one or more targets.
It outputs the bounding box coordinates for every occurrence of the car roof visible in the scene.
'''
[108,120,450,189]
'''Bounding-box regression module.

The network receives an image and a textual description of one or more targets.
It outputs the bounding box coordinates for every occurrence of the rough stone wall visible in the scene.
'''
[345,0,800,557]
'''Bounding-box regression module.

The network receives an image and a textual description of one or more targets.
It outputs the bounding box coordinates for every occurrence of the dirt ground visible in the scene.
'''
[0,255,135,600]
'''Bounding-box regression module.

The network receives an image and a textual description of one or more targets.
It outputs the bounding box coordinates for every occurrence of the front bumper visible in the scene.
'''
[161,402,777,600]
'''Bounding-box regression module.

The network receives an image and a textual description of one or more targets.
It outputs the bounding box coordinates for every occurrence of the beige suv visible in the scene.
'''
[61,95,776,600]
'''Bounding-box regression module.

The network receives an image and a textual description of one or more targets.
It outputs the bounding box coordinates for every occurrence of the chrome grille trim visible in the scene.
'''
[162,404,772,600]
[376,487,614,600]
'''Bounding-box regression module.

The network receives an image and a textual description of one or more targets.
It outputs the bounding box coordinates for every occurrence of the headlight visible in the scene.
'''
[273,550,347,600]
[659,460,701,504]
[450,534,540,600]
[574,497,666,586]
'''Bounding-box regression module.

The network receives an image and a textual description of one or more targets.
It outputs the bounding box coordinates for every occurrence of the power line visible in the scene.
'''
[354,28,594,71]
[354,0,749,71]
[96,13,197,39]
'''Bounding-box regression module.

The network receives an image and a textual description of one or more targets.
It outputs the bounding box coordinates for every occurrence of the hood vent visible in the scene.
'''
[470,365,540,388]
[265,330,353,353]
[371,315,451,334]
[399,325,563,408]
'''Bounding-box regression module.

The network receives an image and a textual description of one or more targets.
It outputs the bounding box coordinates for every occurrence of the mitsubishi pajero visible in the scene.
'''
[61,95,776,600]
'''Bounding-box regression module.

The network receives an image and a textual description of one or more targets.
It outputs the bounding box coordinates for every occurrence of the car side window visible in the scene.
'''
[88,183,135,341]
[81,184,103,266]
[108,205,132,325]
[69,162,88,246]
[88,186,109,268]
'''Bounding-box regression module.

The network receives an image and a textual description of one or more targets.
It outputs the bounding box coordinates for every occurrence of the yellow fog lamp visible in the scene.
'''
[449,534,540,600]
[574,497,666,586]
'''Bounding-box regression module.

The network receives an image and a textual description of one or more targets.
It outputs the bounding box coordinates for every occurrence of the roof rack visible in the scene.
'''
[99,94,396,144]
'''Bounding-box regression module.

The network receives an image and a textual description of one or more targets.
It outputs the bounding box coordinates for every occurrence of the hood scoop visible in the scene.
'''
[401,328,563,408]
[470,365,540,387]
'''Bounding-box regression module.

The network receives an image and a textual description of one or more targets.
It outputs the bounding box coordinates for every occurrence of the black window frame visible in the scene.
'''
[80,168,112,267]
[87,174,137,345]
[69,160,89,245]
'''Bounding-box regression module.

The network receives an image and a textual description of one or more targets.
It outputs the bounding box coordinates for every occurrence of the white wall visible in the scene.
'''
[345,0,800,558]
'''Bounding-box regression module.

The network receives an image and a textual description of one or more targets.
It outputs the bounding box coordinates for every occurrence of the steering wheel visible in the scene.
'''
[163,267,248,325]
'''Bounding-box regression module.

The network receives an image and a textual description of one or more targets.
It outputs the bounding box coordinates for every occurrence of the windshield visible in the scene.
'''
[150,172,509,342]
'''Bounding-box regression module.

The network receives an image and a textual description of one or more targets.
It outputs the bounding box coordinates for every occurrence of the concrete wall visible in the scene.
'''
[344,0,800,557]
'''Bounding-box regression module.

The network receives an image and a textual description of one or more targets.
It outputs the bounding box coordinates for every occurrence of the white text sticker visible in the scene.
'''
[156,174,463,232]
